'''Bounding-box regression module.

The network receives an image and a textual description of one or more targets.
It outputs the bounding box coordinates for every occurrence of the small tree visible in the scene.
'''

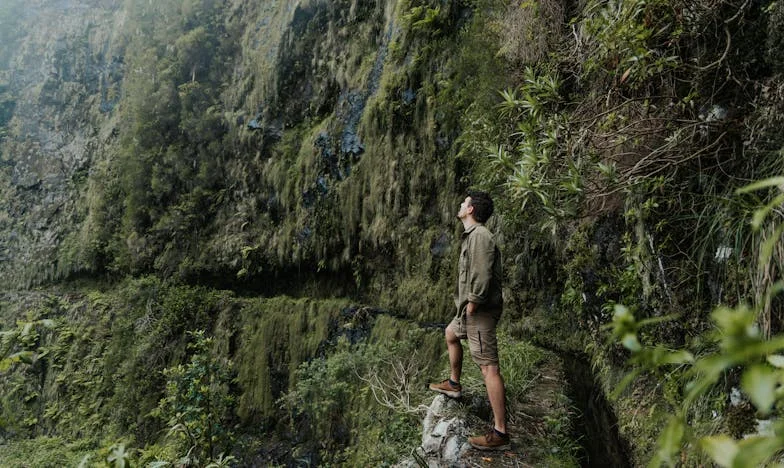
[155,330,235,466]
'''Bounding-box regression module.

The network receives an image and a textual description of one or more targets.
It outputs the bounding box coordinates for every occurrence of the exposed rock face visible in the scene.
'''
[396,395,471,468]
[0,0,125,283]
[0,0,460,317]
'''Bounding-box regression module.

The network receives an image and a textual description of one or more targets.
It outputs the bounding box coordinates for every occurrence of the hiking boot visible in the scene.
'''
[428,379,462,398]
[468,428,511,451]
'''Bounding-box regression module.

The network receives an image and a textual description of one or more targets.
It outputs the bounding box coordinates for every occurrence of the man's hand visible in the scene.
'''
[466,302,477,316]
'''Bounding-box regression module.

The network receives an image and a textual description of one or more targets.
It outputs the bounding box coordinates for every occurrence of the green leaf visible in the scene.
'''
[683,356,728,409]
[649,347,694,366]
[766,354,784,368]
[741,365,780,415]
[38,319,55,328]
[735,177,784,194]
[12,350,35,364]
[622,333,641,352]
[768,281,784,303]
[77,454,92,468]
[751,193,784,230]
[725,337,784,364]
[700,435,738,467]
[712,305,756,337]
[649,416,685,468]
[610,368,642,400]
[735,435,784,467]
[758,223,784,267]
[637,314,680,328]
[692,354,736,379]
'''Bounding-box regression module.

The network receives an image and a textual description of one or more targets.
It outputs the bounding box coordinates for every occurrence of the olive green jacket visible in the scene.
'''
[454,223,503,314]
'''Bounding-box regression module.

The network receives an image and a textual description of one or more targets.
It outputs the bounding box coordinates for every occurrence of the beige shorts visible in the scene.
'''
[448,307,500,366]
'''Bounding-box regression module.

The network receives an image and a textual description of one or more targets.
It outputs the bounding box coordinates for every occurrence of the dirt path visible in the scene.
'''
[459,353,578,467]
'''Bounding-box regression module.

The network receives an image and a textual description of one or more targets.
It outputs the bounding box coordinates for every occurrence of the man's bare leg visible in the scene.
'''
[481,364,507,433]
[446,326,463,383]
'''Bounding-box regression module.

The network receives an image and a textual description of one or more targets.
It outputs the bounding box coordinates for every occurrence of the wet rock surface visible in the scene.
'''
[0,1,124,285]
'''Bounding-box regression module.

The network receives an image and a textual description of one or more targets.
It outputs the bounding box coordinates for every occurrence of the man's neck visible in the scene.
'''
[461,217,479,230]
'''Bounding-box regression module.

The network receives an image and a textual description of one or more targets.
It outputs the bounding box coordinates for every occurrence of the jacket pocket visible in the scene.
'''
[459,249,468,282]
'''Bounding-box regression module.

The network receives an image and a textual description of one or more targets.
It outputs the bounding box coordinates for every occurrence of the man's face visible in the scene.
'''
[457,196,473,219]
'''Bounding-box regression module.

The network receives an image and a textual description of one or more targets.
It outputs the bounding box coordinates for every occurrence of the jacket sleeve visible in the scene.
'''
[467,231,495,304]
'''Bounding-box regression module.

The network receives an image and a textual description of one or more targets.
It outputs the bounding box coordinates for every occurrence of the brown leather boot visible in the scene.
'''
[468,428,511,451]
[428,379,462,398]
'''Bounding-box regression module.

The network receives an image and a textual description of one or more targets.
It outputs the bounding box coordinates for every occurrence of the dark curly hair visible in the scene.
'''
[467,190,494,223]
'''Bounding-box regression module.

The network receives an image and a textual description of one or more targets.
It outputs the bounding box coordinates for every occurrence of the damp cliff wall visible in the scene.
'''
[0,0,491,325]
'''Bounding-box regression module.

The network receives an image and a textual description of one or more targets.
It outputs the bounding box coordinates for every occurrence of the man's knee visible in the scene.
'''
[480,364,501,378]
[445,326,459,344]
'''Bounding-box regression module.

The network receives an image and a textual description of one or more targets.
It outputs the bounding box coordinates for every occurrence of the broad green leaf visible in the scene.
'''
[692,354,736,379]
[735,177,784,194]
[767,354,784,368]
[649,347,694,366]
[622,333,641,352]
[712,305,756,337]
[12,350,35,364]
[613,304,633,322]
[77,454,92,468]
[700,435,738,467]
[684,363,726,409]
[741,364,780,415]
[735,435,784,467]
[637,314,680,328]
[726,337,784,363]
[649,416,685,468]
[610,368,642,400]
[768,281,784,300]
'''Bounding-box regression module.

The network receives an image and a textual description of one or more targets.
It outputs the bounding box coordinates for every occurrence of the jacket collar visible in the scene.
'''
[462,223,482,237]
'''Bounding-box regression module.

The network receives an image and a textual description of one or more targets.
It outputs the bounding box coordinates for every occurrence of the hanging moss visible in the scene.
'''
[235,296,349,421]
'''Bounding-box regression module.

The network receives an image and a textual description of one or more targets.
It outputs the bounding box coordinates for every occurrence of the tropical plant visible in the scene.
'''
[154,330,235,466]
[608,176,784,467]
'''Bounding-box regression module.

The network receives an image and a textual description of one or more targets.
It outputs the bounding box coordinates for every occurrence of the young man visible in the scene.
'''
[429,190,509,451]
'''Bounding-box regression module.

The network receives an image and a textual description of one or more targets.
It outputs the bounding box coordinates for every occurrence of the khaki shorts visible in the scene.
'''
[448,307,501,366]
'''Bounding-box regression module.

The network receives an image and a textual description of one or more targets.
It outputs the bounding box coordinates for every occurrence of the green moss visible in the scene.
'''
[0,436,93,468]
[235,296,349,421]
[284,316,445,465]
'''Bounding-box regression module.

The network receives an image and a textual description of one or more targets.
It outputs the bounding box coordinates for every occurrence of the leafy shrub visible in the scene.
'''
[154,330,235,466]
[282,327,441,466]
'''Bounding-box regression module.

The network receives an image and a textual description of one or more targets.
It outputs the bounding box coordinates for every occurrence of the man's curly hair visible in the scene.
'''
[467,190,494,223]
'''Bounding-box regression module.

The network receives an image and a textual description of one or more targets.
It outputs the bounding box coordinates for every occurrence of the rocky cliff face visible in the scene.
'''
[0,1,469,322]
[0,0,125,284]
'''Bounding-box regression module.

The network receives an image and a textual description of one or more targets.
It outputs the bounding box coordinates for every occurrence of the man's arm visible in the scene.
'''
[466,230,495,313]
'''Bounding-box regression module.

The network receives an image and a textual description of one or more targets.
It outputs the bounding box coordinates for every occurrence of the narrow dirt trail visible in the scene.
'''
[458,353,576,467]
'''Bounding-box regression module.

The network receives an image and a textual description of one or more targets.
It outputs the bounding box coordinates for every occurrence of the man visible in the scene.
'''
[429,190,509,451]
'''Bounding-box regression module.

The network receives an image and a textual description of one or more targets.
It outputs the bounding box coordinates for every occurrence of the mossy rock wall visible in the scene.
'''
[0,1,495,326]
[0,280,439,451]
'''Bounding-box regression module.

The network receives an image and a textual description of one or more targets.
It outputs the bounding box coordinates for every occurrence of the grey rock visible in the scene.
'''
[417,395,470,466]
[443,437,470,463]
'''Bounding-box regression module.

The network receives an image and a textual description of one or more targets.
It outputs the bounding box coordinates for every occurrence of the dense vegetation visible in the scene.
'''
[1,0,784,465]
